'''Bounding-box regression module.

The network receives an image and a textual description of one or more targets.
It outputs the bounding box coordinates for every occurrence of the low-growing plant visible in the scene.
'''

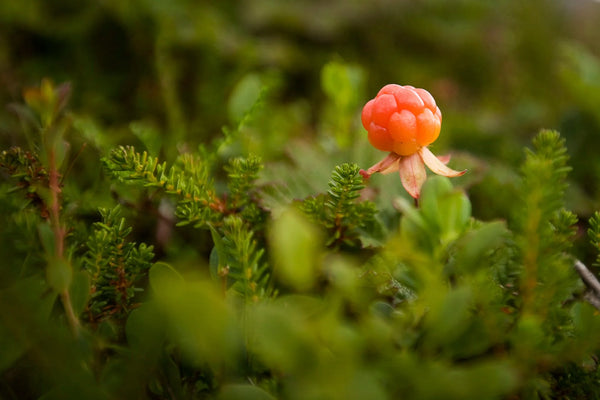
[1,79,600,400]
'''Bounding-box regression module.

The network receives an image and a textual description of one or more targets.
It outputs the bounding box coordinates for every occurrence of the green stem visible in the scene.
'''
[60,290,80,336]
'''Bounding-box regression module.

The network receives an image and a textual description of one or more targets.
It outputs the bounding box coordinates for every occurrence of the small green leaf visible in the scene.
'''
[0,275,56,372]
[396,196,431,247]
[46,257,72,293]
[437,191,471,242]
[53,137,70,170]
[453,221,509,273]
[150,268,240,366]
[420,175,453,227]
[38,221,56,257]
[149,262,183,294]
[162,354,184,399]
[424,286,473,348]
[69,270,91,316]
[420,176,471,242]
[228,73,263,122]
[248,296,321,371]
[511,314,547,360]
[125,302,165,351]
[209,225,226,281]
[268,208,322,291]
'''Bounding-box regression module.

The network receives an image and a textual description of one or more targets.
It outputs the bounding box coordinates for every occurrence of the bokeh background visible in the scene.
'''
[1,0,600,224]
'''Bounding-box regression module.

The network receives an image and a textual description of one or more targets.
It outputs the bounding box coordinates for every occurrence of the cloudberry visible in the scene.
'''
[361,84,442,156]
[359,84,464,199]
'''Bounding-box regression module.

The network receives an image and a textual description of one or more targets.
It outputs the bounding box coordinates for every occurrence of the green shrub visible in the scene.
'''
[1,74,600,400]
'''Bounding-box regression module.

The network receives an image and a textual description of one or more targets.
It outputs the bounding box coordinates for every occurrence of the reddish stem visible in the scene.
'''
[48,150,65,258]
[48,149,80,336]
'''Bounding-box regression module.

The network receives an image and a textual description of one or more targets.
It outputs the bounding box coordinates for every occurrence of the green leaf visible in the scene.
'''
[453,221,509,273]
[150,266,240,366]
[149,261,184,294]
[423,286,473,349]
[438,191,471,242]
[571,302,600,344]
[300,163,377,248]
[209,225,226,281]
[162,353,184,399]
[46,257,72,293]
[69,270,91,316]
[268,207,322,291]
[397,196,430,242]
[420,175,453,228]
[228,73,263,122]
[0,275,56,372]
[248,295,322,371]
[511,314,547,361]
[125,302,165,351]
[38,221,56,257]
[421,176,471,242]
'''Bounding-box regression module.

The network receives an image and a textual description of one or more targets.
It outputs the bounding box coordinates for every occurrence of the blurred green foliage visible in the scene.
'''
[1,0,599,218]
[2,0,600,399]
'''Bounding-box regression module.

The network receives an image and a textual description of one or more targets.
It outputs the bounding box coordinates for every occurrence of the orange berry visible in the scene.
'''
[416,108,440,146]
[393,140,418,156]
[361,85,442,156]
[392,86,425,115]
[389,110,417,143]
[371,94,397,127]
[367,122,395,151]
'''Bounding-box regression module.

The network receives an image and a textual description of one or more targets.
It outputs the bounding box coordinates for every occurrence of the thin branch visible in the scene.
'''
[60,290,80,336]
[48,148,80,336]
[583,291,600,311]
[574,260,600,294]
[574,260,600,311]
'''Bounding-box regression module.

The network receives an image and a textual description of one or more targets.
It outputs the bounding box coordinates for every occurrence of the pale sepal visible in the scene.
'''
[436,154,451,164]
[399,152,427,199]
[359,152,401,178]
[419,147,465,177]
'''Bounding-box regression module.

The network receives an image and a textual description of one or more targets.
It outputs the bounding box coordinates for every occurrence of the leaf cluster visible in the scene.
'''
[103,146,273,305]
[83,206,154,321]
[300,163,378,248]
[0,147,49,217]
[3,85,600,400]
[225,155,266,227]
[210,216,273,303]
[103,146,223,227]
[516,130,581,317]
[103,146,268,230]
